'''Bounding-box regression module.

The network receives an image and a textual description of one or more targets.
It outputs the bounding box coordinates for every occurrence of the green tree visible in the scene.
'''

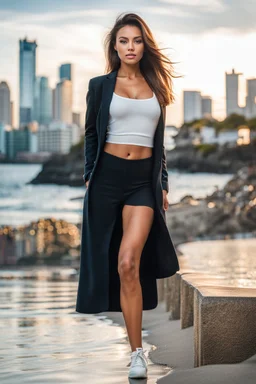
[247,117,256,131]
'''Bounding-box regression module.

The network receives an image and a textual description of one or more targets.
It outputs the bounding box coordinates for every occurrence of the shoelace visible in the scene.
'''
[131,348,148,367]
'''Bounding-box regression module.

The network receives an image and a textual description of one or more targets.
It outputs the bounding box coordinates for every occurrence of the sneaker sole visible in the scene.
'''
[128,368,148,379]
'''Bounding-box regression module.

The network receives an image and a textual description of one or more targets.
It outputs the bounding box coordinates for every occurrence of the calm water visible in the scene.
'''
[178,238,256,287]
[0,164,233,226]
[0,275,169,383]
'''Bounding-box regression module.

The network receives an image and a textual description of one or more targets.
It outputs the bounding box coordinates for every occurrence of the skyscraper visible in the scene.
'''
[225,68,242,117]
[72,112,81,127]
[201,96,212,118]
[10,101,14,126]
[34,77,53,125]
[40,77,53,125]
[59,63,72,81]
[245,78,256,119]
[183,90,202,123]
[54,80,72,124]
[34,76,41,123]
[0,81,11,125]
[19,37,37,125]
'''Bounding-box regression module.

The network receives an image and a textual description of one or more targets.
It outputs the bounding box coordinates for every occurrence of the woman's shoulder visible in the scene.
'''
[89,72,111,87]
[89,70,117,87]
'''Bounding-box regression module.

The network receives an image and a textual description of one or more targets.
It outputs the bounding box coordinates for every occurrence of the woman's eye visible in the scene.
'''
[119,40,142,44]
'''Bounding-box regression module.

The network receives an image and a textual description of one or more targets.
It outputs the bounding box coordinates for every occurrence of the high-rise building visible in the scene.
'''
[40,77,53,125]
[38,122,80,154]
[245,78,256,119]
[54,80,72,124]
[0,81,11,125]
[40,77,53,124]
[5,126,38,159]
[19,37,37,125]
[72,112,81,127]
[34,76,53,125]
[52,88,56,120]
[59,63,72,81]
[34,77,41,123]
[225,68,242,117]
[183,90,202,123]
[10,101,14,127]
[201,96,212,118]
[0,123,6,155]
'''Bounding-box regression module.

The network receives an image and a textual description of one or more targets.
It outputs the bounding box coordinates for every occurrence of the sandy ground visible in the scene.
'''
[103,301,256,384]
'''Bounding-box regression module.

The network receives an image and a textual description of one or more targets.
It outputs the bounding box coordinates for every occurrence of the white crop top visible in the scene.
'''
[105,92,161,148]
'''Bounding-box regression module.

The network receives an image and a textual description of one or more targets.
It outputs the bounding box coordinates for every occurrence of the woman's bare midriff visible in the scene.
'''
[103,142,152,159]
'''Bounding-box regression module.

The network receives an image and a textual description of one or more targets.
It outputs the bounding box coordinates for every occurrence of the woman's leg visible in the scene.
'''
[118,204,154,352]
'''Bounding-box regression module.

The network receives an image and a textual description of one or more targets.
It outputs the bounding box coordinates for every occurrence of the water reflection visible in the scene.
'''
[178,238,256,287]
[0,218,80,267]
[0,277,169,383]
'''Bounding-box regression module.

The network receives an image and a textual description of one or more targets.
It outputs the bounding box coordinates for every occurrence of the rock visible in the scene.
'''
[167,165,256,242]
[29,147,85,187]
[166,142,256,173]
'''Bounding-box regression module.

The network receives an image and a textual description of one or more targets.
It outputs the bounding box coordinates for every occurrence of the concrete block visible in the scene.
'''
[180,274,227,329]
[165,269,199,320]
[194,286,256,367]
[157,278,165,302]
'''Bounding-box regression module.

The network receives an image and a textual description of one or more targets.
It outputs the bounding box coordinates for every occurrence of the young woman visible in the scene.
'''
[76,12,180,379]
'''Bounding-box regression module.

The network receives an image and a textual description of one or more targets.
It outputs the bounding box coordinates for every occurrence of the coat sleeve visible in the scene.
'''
[161,106,169,193]
[162,144,169,193]
[83,79,98,184]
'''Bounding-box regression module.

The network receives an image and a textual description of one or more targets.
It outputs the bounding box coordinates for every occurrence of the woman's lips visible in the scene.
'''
[126,54,136,58]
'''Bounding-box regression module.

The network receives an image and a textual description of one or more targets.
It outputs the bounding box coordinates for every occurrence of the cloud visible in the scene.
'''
[154,1,255,35]
[0,8,113,24]
[1,0,256,34]
[160,0,227,13]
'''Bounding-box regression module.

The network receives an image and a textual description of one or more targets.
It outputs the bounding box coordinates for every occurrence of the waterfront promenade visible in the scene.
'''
[1,235,256,383]
[104,238,256,383]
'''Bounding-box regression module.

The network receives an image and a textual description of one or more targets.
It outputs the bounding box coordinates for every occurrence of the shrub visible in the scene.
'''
[194,143,218,156]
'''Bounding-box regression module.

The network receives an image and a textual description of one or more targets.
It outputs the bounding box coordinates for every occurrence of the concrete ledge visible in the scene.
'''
[194,286,256,367]
[165,269,197,320]
[165,270,216,320]
[180,274,227,329]
[157,278,166,302]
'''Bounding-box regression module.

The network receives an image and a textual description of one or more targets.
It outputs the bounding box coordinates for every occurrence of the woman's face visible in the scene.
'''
[114,25,144,65]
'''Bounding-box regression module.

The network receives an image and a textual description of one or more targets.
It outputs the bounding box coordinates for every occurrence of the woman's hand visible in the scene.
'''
[85,180,89,188]
[162,190,169,211]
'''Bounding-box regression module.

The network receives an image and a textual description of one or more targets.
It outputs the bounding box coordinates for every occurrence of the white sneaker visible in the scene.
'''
[128,347,148,379]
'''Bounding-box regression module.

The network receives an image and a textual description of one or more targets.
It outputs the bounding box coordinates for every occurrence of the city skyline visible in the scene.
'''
[0,1,256,126]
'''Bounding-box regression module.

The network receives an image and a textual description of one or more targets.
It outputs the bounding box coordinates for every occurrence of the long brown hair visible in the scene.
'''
[104,12,182,106]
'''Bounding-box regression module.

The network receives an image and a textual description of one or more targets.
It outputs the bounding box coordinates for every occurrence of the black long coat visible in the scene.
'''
[76,70,180,314]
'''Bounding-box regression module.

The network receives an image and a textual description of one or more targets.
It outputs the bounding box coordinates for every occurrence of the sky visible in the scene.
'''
[0,0,256,127]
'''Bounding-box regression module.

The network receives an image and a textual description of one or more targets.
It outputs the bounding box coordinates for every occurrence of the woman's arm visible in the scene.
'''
[83,79,98,184]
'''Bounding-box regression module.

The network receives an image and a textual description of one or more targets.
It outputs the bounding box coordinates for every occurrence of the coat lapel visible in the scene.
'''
[99,70,118,148]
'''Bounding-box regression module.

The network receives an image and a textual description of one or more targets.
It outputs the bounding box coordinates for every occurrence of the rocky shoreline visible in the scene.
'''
[166,164,256,245]
[29,148,84,186]
[2,162,255,267]
[29,142,256,186]
[166,142,256,173]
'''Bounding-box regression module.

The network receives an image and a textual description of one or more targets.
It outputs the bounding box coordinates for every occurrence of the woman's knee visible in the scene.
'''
[118,249,139,282]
